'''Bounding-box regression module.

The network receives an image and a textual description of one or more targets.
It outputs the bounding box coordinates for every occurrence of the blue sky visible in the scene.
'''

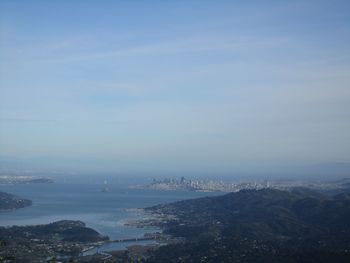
[0,0,350,176]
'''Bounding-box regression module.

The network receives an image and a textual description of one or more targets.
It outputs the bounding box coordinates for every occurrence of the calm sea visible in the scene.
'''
[0,181,222,242]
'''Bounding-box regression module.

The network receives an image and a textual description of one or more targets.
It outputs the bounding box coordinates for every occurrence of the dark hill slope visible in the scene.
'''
[146,188,350,263]
[0,220,108,243]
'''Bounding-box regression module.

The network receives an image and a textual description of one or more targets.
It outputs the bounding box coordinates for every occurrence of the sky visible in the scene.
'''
[0,0,350,177]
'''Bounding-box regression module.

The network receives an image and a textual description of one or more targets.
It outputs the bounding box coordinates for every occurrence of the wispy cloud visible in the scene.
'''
[0,118,58,123]
[1,32,295,63]
[49,35,294,62]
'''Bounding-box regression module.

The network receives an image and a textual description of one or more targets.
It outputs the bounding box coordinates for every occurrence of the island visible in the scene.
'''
[0,191,32,211]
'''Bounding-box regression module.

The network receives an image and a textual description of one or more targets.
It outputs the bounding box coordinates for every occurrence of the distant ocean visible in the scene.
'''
[0,181,221,242]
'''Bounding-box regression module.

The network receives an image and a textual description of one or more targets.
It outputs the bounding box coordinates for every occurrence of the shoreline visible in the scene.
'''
[81,207,167,256]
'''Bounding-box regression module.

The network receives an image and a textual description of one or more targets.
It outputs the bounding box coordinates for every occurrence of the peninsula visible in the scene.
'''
[0,220,108,262]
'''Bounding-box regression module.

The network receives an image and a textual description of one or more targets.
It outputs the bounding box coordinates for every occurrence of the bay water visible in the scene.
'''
[0,180,222,252]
